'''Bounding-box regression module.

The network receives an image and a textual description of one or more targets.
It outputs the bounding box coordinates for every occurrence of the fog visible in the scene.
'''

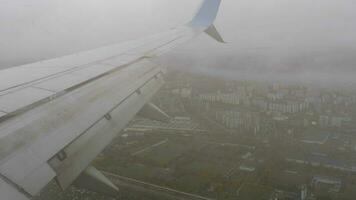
[1,0,356,84]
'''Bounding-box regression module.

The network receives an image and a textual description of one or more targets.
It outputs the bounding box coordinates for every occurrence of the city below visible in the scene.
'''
[34,70,356,200]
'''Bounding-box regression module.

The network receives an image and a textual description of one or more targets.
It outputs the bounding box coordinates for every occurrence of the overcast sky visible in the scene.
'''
[1,0,356,84]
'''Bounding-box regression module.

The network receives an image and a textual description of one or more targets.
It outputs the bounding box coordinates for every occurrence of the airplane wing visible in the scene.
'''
[0,0,223,199]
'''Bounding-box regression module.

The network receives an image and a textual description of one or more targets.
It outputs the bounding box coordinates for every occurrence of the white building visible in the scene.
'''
[199,92,241,105]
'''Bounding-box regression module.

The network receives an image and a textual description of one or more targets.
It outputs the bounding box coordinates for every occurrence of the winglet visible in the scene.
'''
[189,0,222,28]
[205,24,225,43]
[189,0,224,43]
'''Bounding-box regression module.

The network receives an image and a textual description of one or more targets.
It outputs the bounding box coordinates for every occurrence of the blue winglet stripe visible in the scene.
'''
[189,0,222,28]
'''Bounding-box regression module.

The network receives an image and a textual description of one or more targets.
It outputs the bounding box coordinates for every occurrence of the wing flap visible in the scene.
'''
[0,112,6,118]
[33,64,116,92]
[0,87,54,113]
[0,178,28,200]
[17,163,56,195]
[0,30,176,95]
[0,31,188,120]
[0,60,163,195]
[50,72,164,189]
[100,54,142,66]
[0,66,74,93]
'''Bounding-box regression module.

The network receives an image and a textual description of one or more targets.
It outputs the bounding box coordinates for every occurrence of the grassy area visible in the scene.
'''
[237,184,274,200]
[180,160,235,177]
[136,140,189,166]
[92,133,262,199]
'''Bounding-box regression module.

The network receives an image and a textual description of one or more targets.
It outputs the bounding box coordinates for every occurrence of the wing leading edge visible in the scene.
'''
[0,0,223,199]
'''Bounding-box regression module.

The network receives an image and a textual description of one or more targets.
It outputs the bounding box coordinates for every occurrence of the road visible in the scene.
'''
[102,171,215,200]
[131,139,168,156]
[206,141,255,150]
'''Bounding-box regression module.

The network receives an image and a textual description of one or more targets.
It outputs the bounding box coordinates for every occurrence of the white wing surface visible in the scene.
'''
[0,0,223,199]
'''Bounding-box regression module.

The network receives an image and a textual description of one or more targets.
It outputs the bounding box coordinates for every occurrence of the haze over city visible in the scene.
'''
[1,0,356,84]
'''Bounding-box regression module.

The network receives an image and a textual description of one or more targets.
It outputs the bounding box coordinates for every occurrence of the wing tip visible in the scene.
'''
[189,0,222,28]
[205,24,226,43]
